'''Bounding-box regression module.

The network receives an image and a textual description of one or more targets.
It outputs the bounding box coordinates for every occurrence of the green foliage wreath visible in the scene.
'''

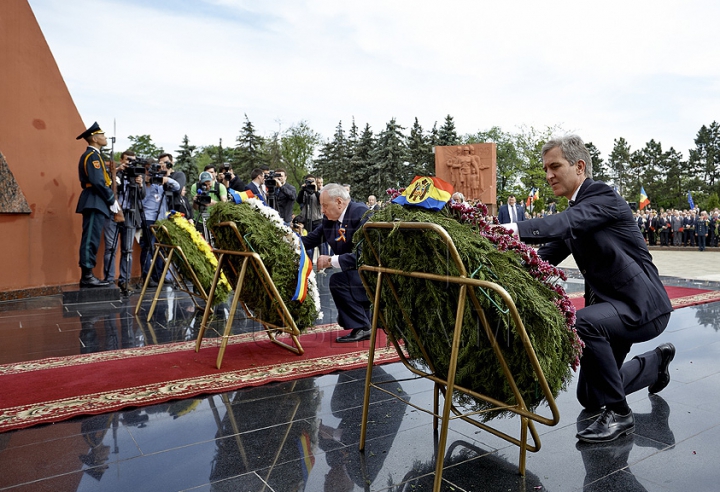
[360,199,582,417]
[207,201,320,330]
[154,213,231,306]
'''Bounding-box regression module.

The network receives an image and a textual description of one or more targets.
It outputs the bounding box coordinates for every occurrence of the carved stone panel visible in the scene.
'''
[0,151,31,213]
[434,143,496,206]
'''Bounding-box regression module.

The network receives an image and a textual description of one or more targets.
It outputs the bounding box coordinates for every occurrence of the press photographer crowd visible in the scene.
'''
[75,122,318,295]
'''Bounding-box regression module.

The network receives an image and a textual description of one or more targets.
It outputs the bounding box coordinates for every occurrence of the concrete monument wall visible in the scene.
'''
[0,0,126,296]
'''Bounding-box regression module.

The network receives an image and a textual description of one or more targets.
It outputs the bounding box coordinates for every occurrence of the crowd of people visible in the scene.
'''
[634,208,719,250]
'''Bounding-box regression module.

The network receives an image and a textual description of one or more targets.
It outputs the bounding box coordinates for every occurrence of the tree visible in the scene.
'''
[463,126,523,196]
[406,117,434,177]
[437,115,459,146]
[174,134,199,186]
[127,134,163,159]
[232,114,266,179]
[347,124,376,201]
[280,121,321,187]
[689,122,720,196]
[514,125,560,206]
[608,138,632,198]
[368,118,408,194]
[585,142,610,183]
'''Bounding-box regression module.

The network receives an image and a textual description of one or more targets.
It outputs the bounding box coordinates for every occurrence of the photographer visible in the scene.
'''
[158,153,187,211]
[268,168,296,223]
[102,150,145,295]
[219,163,246,193]
[296,175,322,232]
[140,166,180,287]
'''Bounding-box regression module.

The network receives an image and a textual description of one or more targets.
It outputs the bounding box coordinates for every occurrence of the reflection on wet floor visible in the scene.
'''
[0,272,719,491]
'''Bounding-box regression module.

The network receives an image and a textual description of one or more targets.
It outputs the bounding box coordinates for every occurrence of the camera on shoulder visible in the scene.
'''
[122,157,148,178]
[304,178,316,192]
[265,170,278,193]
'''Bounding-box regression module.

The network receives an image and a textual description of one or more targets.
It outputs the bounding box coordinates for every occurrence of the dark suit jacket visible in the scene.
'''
[498,203,525,224]
[302,201,369,271]
[244,181,266,203]
[75,147,115,217]
[517,179,672,327]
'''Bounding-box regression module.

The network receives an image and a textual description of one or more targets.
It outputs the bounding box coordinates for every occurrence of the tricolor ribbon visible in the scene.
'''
[291,237,313,302]
[336,227,346,242]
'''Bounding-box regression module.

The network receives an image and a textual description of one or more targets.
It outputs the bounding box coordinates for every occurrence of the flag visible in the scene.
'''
[228,189,256,204]
[526,187,539,210]
[391,176,454,211]
[291,239,312,302]
[297,431,315,483]
[639,186,650,210]
[688,191,695,210]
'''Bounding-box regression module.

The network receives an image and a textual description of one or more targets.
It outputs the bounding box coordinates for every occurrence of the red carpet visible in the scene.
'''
[0,324,399,432]
[2,286,718,433]
[568,285,720,310]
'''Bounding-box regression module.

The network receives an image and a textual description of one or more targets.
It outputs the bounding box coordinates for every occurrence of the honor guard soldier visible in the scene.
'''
[75,122,120,287]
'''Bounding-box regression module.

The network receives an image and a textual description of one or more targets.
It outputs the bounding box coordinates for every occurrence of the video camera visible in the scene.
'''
[265,170,279,193]
[148,162,165,186]
[303,178,316,192]
[122,157,148,179]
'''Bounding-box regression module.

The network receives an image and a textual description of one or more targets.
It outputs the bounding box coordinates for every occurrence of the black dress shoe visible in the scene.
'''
[576,409,634,443]
[80,274,110,288]
[336,328,371,343]
[118,281,134,296]
[648,343,675,394]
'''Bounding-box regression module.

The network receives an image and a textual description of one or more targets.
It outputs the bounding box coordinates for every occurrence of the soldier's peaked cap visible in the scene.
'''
[76,122,104,140]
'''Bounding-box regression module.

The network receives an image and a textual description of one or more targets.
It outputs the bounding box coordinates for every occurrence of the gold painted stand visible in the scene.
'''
[134,224,210,321]
[357,222,561,492]
[196,221,304,369]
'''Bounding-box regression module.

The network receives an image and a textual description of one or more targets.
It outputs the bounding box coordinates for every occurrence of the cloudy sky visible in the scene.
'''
[29,0,720,162]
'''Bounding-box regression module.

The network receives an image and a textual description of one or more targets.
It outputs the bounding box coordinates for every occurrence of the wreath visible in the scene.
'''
[153,213,232,306]
[360,191,582,417]
[207,200,320,330]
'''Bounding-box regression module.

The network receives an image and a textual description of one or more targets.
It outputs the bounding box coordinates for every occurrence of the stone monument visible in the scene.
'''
[435,143,496,211]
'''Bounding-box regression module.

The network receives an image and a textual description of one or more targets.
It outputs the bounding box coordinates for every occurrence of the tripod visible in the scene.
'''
[104,176,150,295]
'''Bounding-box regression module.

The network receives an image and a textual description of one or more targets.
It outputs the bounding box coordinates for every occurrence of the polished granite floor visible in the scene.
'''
[1,271,720,491]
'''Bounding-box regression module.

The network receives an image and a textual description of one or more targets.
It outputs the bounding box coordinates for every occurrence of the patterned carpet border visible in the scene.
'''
[0,323,342,377]
[566,289,720,309]
[0,344,399,432]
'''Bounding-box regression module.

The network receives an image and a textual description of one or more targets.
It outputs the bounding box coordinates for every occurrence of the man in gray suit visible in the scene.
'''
[504,135,674,443]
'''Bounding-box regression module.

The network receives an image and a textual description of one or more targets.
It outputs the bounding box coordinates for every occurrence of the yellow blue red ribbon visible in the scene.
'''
[291,237,313,302]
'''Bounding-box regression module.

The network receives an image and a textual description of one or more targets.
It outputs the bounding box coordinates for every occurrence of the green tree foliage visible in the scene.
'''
[369,118,408,194]
[608,137,632,196]
[232,114,266,179]
[127,134,163,159]
[585,142,609,182]
[437,114,459,146]
[463,126,523,196]
[280,121,321,187]
[347,124,376,201]
[407,117,434,177]
[689,122,720,195]
[174,134,199,186]
[514,125,559,205]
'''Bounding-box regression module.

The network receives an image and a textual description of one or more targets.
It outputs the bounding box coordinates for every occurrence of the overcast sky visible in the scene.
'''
[28,0,720,163]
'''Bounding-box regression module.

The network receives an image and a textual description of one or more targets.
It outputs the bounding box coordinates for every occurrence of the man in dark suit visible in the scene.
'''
[508,135,674,443]
[75,122,120,288]
[497,194,525,224]
[302,184,372,343]
[244,168,267,202]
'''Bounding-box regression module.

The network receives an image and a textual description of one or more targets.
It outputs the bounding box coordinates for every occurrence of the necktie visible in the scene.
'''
[569,200,575,207]
[510,205,516,223]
